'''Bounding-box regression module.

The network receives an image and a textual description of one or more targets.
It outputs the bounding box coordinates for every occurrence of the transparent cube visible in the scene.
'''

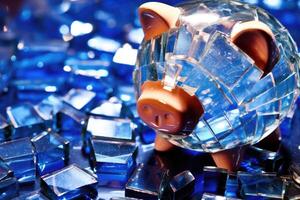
[89,97,127,118]
[34,94,64,130]
[63,89,97,112]
[85,116,134,141]
[41,164,98,199]
[125,164,164,199]
[65,58,113,100]
[169,170,195,199]
[238,172,285,199]
[0,158,18,199]
[203,166,228,195]
[240,146,286,173]
[0,138,35,184]
[225,173,239,198]
[31,131,70,175]
[56,103,87,133]
[6,103,46,139]
[88,139,137,186]
[11,78,67,103]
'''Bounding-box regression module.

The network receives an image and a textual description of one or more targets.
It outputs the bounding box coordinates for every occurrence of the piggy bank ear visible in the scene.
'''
[139,2,181,40]
[231,21,279,74]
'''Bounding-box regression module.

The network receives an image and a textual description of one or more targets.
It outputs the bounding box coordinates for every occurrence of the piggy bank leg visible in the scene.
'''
[154,133,175,152]
[211,146,246,172]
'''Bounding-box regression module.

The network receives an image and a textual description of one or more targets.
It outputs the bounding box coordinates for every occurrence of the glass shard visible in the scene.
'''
[199,31,254,89]
[125,164,164,199]
[7,103,46,139]
[0,158,18,199]
[203,166,228,195]
[31,131,70,175]
[41,164,98,200]
[63,89,97,112]
[0,137,35,184]
[88,139,137,187]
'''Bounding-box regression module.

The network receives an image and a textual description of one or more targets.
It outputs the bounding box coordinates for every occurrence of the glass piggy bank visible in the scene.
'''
[133,0,300,154]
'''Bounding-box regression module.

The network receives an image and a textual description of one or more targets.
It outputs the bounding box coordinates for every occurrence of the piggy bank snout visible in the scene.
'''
[137,81,204,136]
[137,99,183,133]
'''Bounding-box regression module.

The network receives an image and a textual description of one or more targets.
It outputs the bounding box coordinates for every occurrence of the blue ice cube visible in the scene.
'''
[126,164,165,199]
[240,147,286,173]
[203,166,228,195]
[63,89,97,112]
[56,103,87,133]
[0,114,10,142]
[86,116,134,141]
[238,172,285,199]
[13,191,49,200]
[83,112,134,154]
[6,103,46,139]
[225,173,239,198]
[34,95,64,130]
[169,170,195,199]
[41,164,98,200]
[112,44,138,83]
[13,40,68,79]
[0,158,18,199]
[88,139,137,186]
[11,78,68,103]
[31,131,70,175]
[89,97,126,118]
[15,40,68,61]
[0,137,35,184]
[64,57,113,99]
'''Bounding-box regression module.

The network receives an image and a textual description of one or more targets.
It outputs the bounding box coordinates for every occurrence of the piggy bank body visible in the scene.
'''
[134,0,299,153]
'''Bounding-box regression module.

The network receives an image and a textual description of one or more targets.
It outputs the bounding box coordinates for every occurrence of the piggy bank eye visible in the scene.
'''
[231,21,280,75]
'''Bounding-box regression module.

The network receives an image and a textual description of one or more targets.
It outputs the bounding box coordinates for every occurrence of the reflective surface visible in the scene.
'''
[134,0,300,152]
[40,164,98,199]
[0,137,35,184]
[0,0,298,199]
[31,131,69,175]
[89,139,137,187]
